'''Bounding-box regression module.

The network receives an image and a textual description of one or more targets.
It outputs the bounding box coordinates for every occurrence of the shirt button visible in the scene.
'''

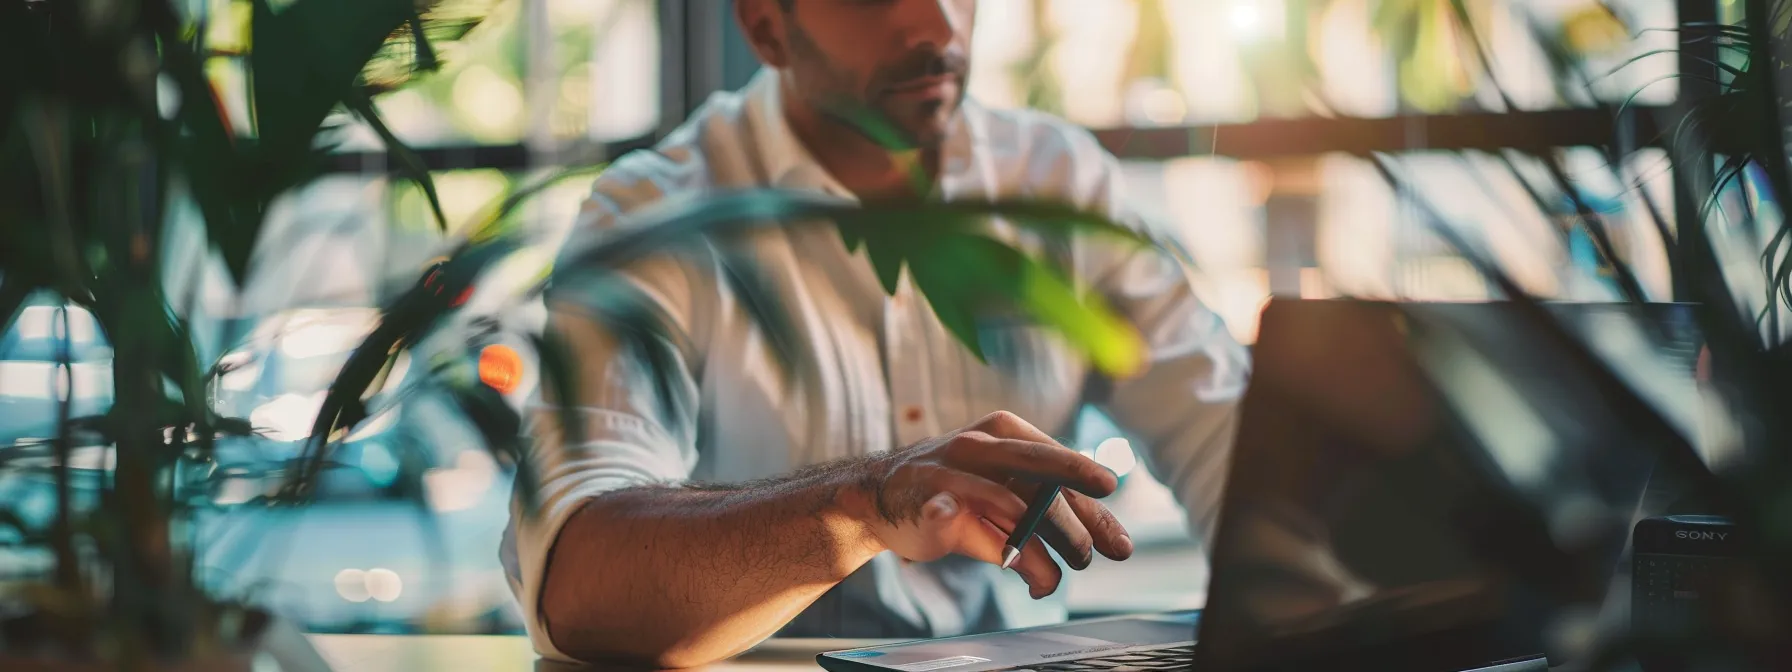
[903,406,924,423]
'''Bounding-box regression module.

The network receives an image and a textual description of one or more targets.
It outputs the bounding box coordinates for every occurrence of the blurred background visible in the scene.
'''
[2,0,1726,637]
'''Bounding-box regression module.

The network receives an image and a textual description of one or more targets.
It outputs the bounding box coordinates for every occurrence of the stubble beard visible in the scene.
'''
[784,20,959,151]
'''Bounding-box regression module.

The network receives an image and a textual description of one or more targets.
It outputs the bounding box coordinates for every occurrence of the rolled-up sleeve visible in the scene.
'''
[1071,146,1252,549]
[1091,243,1250,546]
[500,189,711,662]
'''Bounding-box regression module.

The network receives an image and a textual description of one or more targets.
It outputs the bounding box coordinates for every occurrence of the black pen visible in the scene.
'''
[1000,484,1061,569]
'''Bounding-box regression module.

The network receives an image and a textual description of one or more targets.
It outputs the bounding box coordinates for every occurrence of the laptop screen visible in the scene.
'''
[1196,300,1697,672]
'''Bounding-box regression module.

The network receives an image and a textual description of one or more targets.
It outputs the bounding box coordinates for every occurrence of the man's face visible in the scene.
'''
[778,0,976,149]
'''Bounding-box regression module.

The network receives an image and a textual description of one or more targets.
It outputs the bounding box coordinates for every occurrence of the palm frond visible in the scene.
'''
[714,248,806,378]
[549,271,693,440]
[286,237,522,500]
[1369,151,1724,503]
[466,164,606,242]
[523,329,581,515]
[343,90,449,231]
[0,274,32,333]
[1531,151,1651,305]
[1368,1,1792,660]
[359,0,509,94]
[553,190,1157,376]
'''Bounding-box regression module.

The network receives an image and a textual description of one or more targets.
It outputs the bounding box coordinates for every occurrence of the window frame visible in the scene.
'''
[317,0,1718,308]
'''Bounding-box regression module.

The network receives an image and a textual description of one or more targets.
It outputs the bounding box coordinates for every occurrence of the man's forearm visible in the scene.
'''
[539,459,887,666]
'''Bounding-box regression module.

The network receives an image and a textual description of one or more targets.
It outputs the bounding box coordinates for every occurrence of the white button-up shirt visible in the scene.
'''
[501,70,1249,662]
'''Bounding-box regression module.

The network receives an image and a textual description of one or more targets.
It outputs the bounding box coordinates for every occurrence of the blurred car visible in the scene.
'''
[0,295,537,634]
[0,298,118,577]
[205,308,422,500]
[0,298,114,444]
[193,304,538,634]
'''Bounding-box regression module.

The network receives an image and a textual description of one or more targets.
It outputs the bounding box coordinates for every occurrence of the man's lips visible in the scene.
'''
[885,74,960,96]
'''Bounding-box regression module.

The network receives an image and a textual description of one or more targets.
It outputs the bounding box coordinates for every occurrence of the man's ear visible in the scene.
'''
[734,0,790,68]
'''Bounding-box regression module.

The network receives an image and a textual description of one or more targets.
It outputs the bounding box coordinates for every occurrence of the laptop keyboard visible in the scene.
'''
[1023,645,1195,672]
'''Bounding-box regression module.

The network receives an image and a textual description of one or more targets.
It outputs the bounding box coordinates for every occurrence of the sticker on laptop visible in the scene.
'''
[889,655,992,671]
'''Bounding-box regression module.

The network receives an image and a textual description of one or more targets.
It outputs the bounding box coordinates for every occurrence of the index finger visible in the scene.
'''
[946,436,1118,497]
[970,410,1066,447]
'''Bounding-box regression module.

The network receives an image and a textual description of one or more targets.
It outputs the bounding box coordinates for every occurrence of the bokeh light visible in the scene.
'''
[1230,2,1263,35]
[334,569,371,603]
[453,64,527,142]
[365,568,405,603]
[1093,437,1140,478]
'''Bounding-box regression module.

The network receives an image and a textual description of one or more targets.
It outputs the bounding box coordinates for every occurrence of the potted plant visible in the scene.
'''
[2,0,1165,669]
[0,0,544,667]
[1363,0,1792,668]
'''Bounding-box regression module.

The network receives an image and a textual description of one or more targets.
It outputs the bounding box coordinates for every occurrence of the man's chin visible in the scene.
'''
[881,103,960,150]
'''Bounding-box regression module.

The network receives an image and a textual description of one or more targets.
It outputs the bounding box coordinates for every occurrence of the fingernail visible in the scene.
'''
[1118,534,1135,556]
[923,493,958,520]
[999,546,1021,570]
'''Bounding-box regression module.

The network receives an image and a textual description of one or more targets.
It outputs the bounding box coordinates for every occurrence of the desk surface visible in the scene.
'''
[300,633,1577,672]
[307,635,887,672]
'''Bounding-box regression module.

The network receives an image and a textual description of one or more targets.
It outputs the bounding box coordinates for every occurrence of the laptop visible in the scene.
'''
[820,299,1700,672]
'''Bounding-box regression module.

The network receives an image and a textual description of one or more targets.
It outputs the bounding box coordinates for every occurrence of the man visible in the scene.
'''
[500,0,1249,666]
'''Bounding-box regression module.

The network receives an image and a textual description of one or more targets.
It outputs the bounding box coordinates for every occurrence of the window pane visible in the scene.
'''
[544,0,663,143]
[196,0,661,150]
[331,0,663,149]
[167,167,597,635]
[970,0,1677,128]
[1125,149,1675,343]
[160,165,596,342]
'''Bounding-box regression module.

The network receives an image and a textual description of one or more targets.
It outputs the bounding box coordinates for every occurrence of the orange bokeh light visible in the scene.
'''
[478,344,524,395]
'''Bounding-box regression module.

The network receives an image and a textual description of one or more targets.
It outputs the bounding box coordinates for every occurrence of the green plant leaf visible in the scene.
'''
[250,0,415,155]
[554,190,1156,375]
[559,192,1153,275]
[914,275,986,363]
[157,314,221,457]
[1531,153,1651,305]
[528,329,582,512]
[360,0,507,93]
[408,15,438,73]
[1702,155,1754,225]
[290,237,522,498]
[907,233,1145,377]
[829,109,933,195]
[468,164,606,242]
[1368,152,1723,496]
[554,272,692,429]
[715,248,806,377]
[139,0,276,287]
[0,275,32,332]
[555,191,859,272]
[854,212,913,295]
[343,90,448,231]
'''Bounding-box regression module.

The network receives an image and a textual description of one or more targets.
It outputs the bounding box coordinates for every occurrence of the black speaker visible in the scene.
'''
[1631,515,1740,637]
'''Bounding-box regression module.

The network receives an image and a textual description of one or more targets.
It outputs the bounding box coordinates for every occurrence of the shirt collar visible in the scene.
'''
[743,68,983,202]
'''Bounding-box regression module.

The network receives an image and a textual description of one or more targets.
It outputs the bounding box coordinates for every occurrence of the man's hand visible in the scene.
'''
[536,410,1132,666]
[843,411,1135,599]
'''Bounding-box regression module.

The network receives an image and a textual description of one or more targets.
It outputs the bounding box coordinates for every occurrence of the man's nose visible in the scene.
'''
[893,0,963,50]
